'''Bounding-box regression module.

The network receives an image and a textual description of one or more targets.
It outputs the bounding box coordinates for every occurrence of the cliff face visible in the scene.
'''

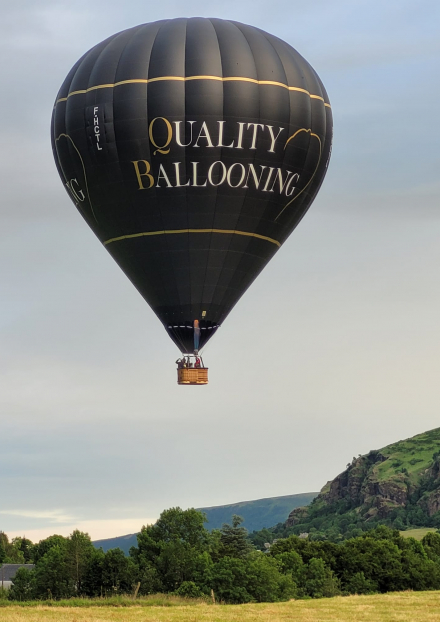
[286,428,440,531]
[420,455,440,517]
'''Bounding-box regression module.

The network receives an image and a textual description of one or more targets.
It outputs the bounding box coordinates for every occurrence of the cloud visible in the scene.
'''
[0,509,75,523]
[5,517,157,542]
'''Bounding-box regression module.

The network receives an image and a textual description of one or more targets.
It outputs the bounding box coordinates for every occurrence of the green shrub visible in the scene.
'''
[175,581,203,598]
[344,571,377,595]
[300,558,340,598]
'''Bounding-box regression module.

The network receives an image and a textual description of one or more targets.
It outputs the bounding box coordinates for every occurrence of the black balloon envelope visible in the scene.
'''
[52,18,332,357]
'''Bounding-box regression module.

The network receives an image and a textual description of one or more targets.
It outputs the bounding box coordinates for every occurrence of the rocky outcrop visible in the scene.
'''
[320,451,386,507]
[362,477,409,516]
[284,428,440,532]
[286,506,309,527]
[426,455,440,482]
[422,490,440,517]
[300,450,406,521]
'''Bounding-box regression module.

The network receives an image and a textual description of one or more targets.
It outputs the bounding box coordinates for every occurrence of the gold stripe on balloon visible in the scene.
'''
[55,75,331,107]
[104,228,281,248]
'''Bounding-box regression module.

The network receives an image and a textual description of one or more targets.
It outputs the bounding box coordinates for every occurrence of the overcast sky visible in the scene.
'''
[1,0,439,542]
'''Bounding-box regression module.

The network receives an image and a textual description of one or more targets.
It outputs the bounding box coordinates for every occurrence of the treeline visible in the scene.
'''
[251,496,440,545]
[3,510,440,603]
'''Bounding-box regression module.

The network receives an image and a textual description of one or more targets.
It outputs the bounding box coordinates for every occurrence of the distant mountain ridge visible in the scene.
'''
[282,427,440,539]
[200,493,318,532]
[93,492,318,554]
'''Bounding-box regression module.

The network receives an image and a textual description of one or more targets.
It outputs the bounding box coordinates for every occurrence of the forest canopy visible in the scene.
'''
[2,508,440,603]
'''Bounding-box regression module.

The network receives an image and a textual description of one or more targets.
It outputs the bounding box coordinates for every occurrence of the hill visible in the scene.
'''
[270,427,440,541]
[93,492,317,553]
[93,533,138,555]
[200,492,317,532]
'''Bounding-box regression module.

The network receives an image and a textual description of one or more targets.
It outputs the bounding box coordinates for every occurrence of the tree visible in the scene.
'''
[274,550,304,584]
[0,532,25,563]
[8,567,36,601]
[101,548,137,594]
[422,531,440,561]
[245,553,296,602]
[33,535,68,563]
[344,571,377,595]
[132,508,211,593]
[34,546,73,599]
[399,537,440,591]
[144,507,209,550]
[81,547,105,597]
[135,557,162,596]
[154,538,203,591]
[66,530,95,593]
[210,557,253,603]
[12,538,34,563]
[248,527,275,551]
[300,558,340,598]
[338,536,404,593]
[219,515,252,559]
[175,581,204,598]
[209,554,296,604]
[270,535,340,574]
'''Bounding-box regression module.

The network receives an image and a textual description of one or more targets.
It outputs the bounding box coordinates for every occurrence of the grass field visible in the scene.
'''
[1,591,440,622]
[400,527,437,540]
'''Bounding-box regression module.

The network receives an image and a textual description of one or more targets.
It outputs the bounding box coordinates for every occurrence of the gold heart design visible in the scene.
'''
[275,128,322,222]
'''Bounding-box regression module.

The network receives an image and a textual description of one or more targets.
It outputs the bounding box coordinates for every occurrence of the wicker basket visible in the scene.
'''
[177,367,209,385]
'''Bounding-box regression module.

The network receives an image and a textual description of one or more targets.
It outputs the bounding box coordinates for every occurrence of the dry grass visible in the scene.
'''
[1,591,440,622]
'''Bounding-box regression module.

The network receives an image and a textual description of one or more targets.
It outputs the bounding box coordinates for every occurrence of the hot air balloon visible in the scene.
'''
[51,18,332,385]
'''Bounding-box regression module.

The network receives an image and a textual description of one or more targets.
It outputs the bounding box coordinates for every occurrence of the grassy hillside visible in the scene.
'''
[93,492,317,553]
[2,591,440,621]
[260,427,440,542]
[201,493,317,532]
[93,533,138,555]
[375,429,440,483]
